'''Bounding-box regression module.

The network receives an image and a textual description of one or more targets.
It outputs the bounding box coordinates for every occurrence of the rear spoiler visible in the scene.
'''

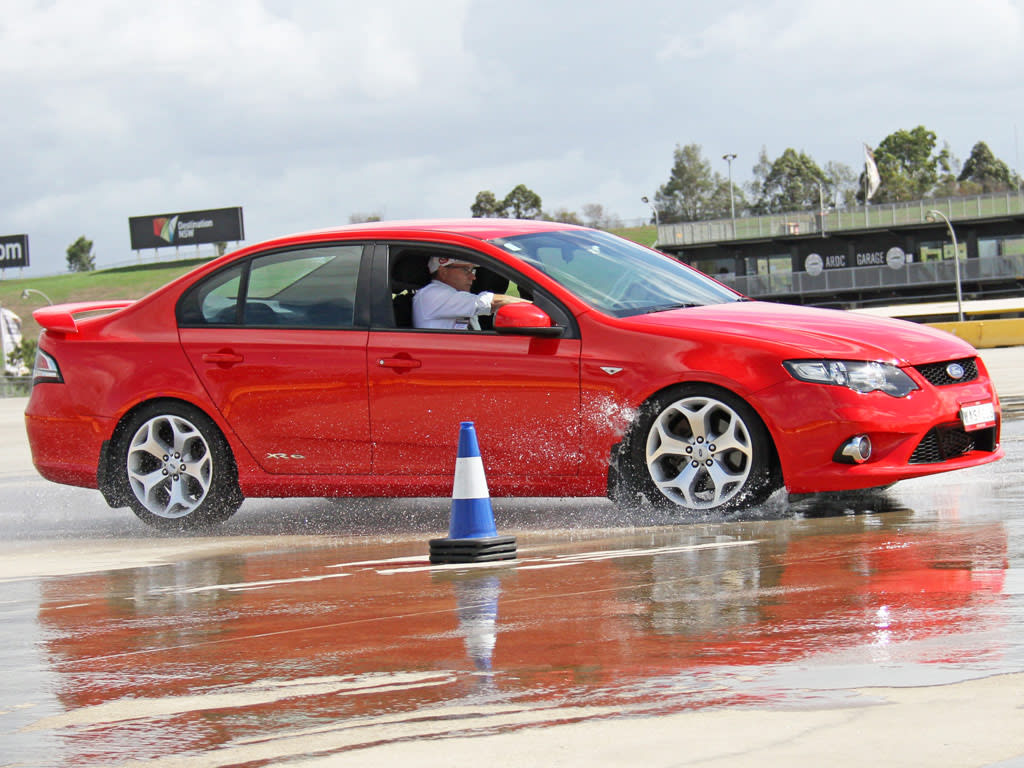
[33,300,135,334]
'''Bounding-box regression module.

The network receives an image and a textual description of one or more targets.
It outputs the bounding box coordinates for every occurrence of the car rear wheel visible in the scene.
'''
[624,385,779,512]
[112,401,242,530]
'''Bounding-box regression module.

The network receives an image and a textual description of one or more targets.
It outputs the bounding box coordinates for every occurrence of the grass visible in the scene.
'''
[613,224,658,248]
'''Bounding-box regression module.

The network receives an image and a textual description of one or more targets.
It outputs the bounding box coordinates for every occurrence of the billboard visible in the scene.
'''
[0,234,29,269]
[129,207,244,250]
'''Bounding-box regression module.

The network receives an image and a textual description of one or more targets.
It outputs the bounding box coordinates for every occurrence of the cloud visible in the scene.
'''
[0,1,477,98]
[658,0,1024,81]
[2,0,1023,274]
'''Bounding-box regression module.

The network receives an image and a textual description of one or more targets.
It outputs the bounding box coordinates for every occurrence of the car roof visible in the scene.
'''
[298,218,585,241]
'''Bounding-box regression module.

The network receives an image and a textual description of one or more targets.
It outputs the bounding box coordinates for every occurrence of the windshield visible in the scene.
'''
[489,229,741,317]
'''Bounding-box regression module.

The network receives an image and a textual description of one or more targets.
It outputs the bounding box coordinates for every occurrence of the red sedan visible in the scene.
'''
[25,219,1003,528]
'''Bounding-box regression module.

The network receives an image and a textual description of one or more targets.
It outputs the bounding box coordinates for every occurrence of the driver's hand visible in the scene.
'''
[491,294,531,309]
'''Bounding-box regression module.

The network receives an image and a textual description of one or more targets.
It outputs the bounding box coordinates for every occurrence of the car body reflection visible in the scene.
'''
[34,510,1008,764]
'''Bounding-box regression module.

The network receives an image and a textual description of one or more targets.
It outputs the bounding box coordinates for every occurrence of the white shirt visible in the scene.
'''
[412,279,494,330]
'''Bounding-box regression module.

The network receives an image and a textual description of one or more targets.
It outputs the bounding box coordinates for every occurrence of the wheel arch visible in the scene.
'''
[97,396,241,509]
[607,379,784,503]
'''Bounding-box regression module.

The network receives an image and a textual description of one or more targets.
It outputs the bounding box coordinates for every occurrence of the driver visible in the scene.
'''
[413,255,528,330]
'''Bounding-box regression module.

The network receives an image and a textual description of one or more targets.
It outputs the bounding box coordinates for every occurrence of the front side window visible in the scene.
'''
[490,229,741,317]
[386,244,575,334]
[179,245,363,328]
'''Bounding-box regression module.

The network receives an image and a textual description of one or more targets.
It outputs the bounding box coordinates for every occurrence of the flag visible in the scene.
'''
[864,143,881,200]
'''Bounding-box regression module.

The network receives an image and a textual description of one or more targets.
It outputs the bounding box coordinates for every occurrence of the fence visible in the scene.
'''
[1,376,31,398]
[725,252,1024,301]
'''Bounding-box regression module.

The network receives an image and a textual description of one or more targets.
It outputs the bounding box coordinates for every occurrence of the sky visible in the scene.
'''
[2,0,1024,276]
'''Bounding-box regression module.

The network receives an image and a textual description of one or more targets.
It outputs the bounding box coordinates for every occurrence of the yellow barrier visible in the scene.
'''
[926,318,1024,348]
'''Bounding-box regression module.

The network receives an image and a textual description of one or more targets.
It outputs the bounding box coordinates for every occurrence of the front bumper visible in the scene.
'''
[755,359,1002,494]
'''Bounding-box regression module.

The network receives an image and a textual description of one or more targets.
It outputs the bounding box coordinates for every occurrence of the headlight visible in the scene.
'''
[783,359,918,397]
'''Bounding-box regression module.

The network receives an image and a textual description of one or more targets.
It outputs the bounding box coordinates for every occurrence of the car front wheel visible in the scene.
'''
[112,401,243,530]
[625,385,779,512]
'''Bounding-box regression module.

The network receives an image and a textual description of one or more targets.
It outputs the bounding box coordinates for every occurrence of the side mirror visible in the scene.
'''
[494,303,564,337]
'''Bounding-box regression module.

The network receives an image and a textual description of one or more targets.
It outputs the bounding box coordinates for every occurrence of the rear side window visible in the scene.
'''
[178,245,363,328]
[181,263,244,325]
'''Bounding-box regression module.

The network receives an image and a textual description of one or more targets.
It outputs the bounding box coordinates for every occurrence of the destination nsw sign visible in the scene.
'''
[129,207,244,250]
[0,234,29,269]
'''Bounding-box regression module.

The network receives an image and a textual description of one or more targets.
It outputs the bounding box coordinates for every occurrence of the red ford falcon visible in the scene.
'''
[25,219,1002,528]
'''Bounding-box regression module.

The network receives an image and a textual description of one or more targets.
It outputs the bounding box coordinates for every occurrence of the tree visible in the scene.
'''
[6,337,36,377]
[470,185,543,219]
[348,212,382,223]
[471,190,505,218]
[502,184,543,219]
[823,161,858,208]
[746,146,774,213]
[66,235,95,272]
[581,203,622,230]
[754,148,827,213]
[654,143,716,222]
[868,126,947,203]
[545,207,584,225]
[708,177,746,220]
[959,141,1016,192]
[929,142,964,197]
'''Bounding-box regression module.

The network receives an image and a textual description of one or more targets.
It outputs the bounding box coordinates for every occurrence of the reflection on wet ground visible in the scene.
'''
[1,424,1023,766]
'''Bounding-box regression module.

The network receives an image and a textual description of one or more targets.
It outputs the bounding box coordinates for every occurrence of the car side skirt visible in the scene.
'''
[237,474,608,499]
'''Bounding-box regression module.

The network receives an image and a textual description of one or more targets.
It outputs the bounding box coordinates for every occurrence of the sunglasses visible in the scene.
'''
[443,264,477,275]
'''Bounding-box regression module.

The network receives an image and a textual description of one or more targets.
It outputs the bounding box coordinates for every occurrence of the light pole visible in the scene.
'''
[817,182,827,237]
[722,153,737,238]
[640,195,659,227]
[641,195,660,247]
[926,209,964,322]
[21,288,53,305]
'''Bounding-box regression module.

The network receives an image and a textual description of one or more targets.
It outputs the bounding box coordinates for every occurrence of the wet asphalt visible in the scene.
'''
[1,374,1023,766]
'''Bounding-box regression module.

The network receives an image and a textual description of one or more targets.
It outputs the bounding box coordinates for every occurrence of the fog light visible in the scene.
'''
[836,435,872,464]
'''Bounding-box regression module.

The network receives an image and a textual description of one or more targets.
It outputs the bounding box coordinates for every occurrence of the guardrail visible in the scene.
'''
[1,377,31,398]
[927,318,1024,348]
[659,191,1024,247]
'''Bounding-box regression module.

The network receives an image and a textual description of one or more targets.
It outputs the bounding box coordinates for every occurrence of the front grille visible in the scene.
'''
[914,357,978,386]
[909,424,997,464]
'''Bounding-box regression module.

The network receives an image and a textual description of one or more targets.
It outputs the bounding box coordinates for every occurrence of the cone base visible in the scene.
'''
[429,535,517,564]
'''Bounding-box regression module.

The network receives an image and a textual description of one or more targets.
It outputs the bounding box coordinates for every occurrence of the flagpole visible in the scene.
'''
[863,143,869,226]
[864,170,868,225]
[862,143,881,226]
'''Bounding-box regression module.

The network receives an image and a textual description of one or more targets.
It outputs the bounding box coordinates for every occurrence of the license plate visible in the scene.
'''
[960,401,996,431]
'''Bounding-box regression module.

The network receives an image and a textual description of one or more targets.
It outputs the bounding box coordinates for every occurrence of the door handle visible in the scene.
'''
[202,351,244,365]
[377,357,421,370]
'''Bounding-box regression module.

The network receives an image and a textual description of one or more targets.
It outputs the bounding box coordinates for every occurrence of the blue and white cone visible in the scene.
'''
[429,422,517,564]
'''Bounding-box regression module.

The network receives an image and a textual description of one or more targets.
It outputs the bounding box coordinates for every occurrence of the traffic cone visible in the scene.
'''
[429,422,517,564]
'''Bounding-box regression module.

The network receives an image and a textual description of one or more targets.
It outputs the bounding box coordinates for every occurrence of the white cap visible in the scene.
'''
[428,255,477,273]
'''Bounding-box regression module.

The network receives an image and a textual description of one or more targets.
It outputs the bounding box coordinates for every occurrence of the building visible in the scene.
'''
[657,192,1024,310]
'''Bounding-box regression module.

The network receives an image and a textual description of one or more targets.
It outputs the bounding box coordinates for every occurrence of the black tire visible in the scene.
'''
[109,400,243,530]
[622,384,779,512]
